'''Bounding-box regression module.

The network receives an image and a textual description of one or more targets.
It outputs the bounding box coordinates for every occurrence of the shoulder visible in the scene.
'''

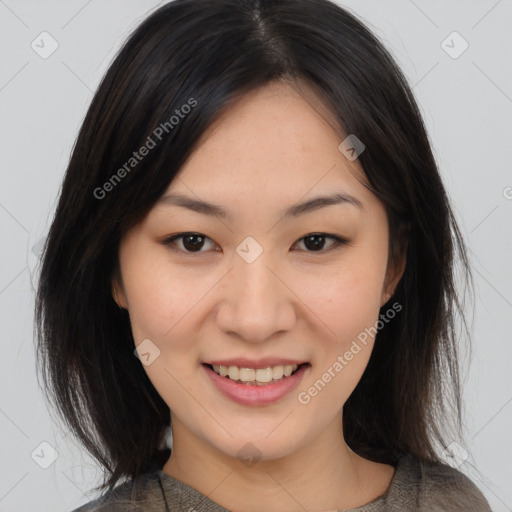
[389,453,492,512]
[69,470,167,512]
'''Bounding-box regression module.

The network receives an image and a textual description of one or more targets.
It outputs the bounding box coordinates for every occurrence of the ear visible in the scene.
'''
[111,270,128,309]
[381,254,406,306]
[381,227,408,307]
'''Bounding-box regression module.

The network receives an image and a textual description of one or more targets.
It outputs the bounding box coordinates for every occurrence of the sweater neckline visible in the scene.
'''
[156,455,411,511]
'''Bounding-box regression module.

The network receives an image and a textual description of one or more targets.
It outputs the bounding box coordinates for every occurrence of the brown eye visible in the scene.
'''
[294,233,347,252]
[162,233,218,253]
[303,234,327,251]
[182,234,206,251]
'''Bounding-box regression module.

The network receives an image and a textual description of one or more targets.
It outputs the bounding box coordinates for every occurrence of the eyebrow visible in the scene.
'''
[157,191,363,220]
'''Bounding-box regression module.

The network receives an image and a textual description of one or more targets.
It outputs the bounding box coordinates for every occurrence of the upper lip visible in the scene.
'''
[204,358,308,369]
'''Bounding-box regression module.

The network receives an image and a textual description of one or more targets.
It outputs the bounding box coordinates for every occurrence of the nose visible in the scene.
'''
[215,249,297,343]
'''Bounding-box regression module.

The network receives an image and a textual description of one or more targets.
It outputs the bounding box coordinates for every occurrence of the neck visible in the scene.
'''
[162,413,382,512]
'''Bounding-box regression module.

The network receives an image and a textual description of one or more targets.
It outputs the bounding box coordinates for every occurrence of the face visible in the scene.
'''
[115,81,403,463]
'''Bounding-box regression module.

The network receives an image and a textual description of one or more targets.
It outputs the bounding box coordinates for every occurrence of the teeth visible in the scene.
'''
[254,367,272,383]
[272,366,284,380]
[228,366,239,380]
[239,367,255,381]
[211,364,300,384]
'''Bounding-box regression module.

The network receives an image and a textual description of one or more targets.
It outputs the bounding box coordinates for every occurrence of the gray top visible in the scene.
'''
[71,454,492,511]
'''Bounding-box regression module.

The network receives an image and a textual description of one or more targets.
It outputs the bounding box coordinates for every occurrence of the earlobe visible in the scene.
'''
[381,291,392,306]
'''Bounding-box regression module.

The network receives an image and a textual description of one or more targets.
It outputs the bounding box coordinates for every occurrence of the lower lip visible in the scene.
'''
[202,363,309,406]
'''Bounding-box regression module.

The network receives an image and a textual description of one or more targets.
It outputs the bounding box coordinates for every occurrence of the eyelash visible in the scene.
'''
[160,232,349,255]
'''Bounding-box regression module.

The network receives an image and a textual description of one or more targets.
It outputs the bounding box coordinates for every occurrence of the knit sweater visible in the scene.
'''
[71,454,492,511]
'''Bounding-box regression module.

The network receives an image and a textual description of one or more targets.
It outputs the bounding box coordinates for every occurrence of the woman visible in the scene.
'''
[35,0,492,510]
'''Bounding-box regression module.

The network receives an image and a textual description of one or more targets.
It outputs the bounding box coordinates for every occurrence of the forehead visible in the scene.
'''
[165,82,372,213]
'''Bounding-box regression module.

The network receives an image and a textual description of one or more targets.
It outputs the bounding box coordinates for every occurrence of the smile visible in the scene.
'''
[209,363,300,385]
[202,362,310,405]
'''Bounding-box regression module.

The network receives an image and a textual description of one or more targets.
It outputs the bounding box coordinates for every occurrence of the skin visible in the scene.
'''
[114,81,405,512]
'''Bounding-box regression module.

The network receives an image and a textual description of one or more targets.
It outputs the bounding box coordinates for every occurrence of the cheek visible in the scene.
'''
[119,249,206,412]
[296,251,387,343]
[294,260,386,416]
[119,244,213,344]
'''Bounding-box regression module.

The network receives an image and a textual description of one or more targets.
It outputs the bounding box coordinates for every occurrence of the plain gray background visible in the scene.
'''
[0,1,511,510]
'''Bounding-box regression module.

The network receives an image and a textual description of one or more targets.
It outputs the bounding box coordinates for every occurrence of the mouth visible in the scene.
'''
[202,362,309,386]
[201,362,311,406]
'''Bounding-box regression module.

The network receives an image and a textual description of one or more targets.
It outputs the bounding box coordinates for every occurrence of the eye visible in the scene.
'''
[162,232,219,253]
[292,233,348,252]
[161,232,348,254]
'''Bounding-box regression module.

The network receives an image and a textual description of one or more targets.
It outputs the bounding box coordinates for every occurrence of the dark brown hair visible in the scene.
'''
[35,0,472,494]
